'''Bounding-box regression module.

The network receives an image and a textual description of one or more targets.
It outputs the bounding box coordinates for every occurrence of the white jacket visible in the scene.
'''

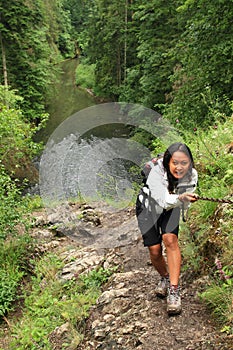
[146,158,198,211]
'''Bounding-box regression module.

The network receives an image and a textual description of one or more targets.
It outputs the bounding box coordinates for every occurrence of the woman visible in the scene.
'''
[136,142,198,315]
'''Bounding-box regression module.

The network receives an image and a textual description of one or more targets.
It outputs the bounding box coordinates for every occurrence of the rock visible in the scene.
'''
[33,214,48,227]
[58,248,106,281]
[49,322,71,350]
[97,288,129,305]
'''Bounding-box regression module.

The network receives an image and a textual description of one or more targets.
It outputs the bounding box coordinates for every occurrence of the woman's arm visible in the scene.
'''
[147,165,198,210]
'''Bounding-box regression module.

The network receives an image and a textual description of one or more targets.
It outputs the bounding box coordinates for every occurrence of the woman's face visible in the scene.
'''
[169,151,191,179]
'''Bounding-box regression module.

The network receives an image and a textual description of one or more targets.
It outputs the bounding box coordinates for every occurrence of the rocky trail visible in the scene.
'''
[31,201,232,350]
[2,201,232,349]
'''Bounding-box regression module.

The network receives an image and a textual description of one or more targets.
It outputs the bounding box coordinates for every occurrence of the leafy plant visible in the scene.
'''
[9,253,116,349]
[0,166,26,239]
[200,279,233,333]
[76,62,96,89]
[0,235,32,317]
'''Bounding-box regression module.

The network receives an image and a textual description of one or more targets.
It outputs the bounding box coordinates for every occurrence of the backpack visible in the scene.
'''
[141,153,164,184]
[136,154,163,219]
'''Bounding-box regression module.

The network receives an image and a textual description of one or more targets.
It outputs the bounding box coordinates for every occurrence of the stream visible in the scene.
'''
[37,59,143,208]
[37,59,178,212]
[35,59,97,143]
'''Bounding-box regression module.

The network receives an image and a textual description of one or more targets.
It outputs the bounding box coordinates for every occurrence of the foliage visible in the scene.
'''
[121,0,180,109]
[0,0,75,121]
[0,88,42,319]
[63,0,93,48]
[200,279,233,333]
[0,234,32,317]
[0,268,24,317]
[25,195,44,211]
[179,116,233,329]
[163,0,233,128]
[81,0,137,99]
[0,166,27,240]
[76,62,96,89]
[75,0,233,131]
[0,86,46,182]
[0,86,23,108]
[9,253,116,349]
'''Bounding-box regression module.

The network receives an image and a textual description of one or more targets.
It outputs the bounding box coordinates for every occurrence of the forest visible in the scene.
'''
[0,0,232,348]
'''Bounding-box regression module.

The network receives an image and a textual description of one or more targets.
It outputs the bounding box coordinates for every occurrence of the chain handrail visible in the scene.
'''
[197,196,233,205]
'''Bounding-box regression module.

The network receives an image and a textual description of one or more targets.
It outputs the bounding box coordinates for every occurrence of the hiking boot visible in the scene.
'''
[167,285,182,315]
[156,276,169,298]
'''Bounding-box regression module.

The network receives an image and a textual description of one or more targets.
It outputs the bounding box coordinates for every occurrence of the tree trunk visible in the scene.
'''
[0,31,8,87]
[124,0,128,82]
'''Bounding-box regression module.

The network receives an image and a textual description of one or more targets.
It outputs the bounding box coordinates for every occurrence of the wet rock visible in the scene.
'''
[81,208,101,226]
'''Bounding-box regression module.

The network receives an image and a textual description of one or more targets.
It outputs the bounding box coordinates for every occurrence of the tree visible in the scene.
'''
[83,0,136,98]
[0,31,8,88]
[164,0,233,128]
[0,0,74,121]
[120,0,181,109]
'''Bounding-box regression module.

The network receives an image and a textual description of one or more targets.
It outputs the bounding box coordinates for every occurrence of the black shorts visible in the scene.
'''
[136,195,180,246]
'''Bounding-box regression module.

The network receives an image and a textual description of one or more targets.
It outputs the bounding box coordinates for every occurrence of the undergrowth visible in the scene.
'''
[180,116,233,333]
[4,252,116,350]
[76,61,96,90]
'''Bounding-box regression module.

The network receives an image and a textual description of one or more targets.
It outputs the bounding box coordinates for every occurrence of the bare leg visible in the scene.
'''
[148,244,169,277]
[162,233,181,285]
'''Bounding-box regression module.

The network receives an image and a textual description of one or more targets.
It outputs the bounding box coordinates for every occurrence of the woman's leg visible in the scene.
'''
[162,233,181,286]
[162,233,182,314]
[148,244,168,277]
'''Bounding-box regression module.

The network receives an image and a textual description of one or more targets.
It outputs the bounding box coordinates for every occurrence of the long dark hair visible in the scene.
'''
[163,142,194,193]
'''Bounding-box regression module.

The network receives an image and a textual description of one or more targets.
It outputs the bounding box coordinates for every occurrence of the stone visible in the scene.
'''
[97,288,129,305]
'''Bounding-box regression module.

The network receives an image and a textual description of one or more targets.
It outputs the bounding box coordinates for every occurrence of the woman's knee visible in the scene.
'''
[162,233,179,250]
[148,244,162,260]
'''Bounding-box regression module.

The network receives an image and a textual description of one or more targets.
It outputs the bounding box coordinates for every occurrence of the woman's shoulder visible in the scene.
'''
[151,158,165,175]
[147,158,166,183]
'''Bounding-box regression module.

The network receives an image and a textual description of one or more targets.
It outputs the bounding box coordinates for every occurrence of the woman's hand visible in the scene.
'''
[178,192,198,203]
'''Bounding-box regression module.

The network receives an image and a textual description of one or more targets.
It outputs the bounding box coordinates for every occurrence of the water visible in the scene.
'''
[39,134,145,207]
[37,60,143,206]
[35,59,96,143]
[37,61,180,210]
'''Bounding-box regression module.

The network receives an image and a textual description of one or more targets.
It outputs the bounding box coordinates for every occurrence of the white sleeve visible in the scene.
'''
[147,165,198,210]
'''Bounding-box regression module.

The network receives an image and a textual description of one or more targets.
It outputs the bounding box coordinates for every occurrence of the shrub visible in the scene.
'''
[9,253,116,349]
[0,166,24,239]
[76,62,96,89]
[0,235,32,317]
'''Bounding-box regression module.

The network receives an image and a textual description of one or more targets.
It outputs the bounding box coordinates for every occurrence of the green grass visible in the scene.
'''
[179,116,233,331]
[7,253,117,349]
[200,279,233,334]
[0,235,33,317]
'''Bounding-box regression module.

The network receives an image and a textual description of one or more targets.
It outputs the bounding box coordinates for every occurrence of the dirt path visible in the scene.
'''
[77,245,231,349]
